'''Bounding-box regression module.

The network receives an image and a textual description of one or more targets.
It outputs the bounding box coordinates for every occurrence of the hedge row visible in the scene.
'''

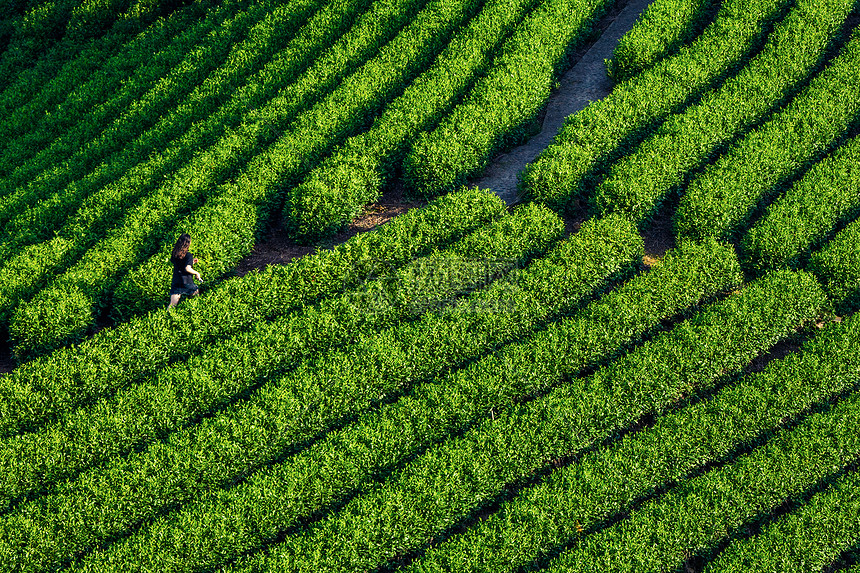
[401,0,615,198]
[592,0,852,223]
[546,382,860,572]
[519,0,794,212]
[408,300,860,573]
[810,217,860,314]
[109,0,495,318]
[742,133,860,273]
[0,188,505,438]
[674,29,860,242]
[0,0,179,80]
[223,269,824,573]
[0,0,215,178]
[0,214,638,572]
[0,0,394,317]
[0,0,247,188]
[0,0,343,253]
[605,0,718,82]
[704,465,860,572]
[0,0,176,112]
[75,235,741,573]
[0,203,563,512]
[282,0,543,239]
[7,0,442,358]
[0,0,259,223]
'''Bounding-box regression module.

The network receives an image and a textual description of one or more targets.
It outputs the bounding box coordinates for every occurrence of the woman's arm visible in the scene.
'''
[185,265,202,282]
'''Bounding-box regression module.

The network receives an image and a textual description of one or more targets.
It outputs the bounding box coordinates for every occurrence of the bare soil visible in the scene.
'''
[237,0,654,276]
[234,181,424,277]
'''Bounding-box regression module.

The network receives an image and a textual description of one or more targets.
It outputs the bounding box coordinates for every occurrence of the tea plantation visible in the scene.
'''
[0,0,858,570]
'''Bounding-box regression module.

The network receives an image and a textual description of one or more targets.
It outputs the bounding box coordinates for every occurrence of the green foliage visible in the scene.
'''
[674,30,860,242]
[0,203,563,516]
[519,0,794,212]
[704,466,860,572]
[809,217,860,313]
[410,294,860,573]
[0,212,635,572]
[222,270,823,573]
[742,134,860,273]
[0,188,504,437]
[548,384,860,572]
[0,0,384,325]
[402,0,614,198]
[7,0,438,357]
[606,0,718,82]
[592,0,853,223]
[283,0,543,239]
[114,0,489,317]
[0,0,269,233]
[0,0,219,143]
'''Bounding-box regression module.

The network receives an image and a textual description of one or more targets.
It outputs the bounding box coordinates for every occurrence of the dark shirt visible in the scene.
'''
[171,252,195,289]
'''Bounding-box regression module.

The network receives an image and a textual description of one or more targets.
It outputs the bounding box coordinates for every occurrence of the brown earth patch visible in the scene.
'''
[235,181,424,277]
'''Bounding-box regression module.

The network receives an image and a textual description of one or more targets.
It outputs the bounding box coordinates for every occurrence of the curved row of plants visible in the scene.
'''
[741,133,860,274]
[281,0,545,239]
[73,234,741,573]
[0,0,350,256]
[219,269,825,572]
[4,0,445,359]
[109,0,502,319]
[0,203,562,513]
[518,0,796,211]
[401,0,615,199]
[605,0,719,81]
[674,28,860,242]
[703,462,860,572]
[404,306,860,573]
[0,0,250,188]
[0,213,639,572]
[592,0,855,223]
[0,188,504,439]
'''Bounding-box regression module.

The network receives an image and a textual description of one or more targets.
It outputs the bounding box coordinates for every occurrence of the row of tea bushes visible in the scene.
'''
[282,0,543,239]
[401,0,616,198]
[224,269,824,573]
[605,0,718,81]
[673,30,860,242]
[519,0,795,212]
[704,463,860,572]
[810,217,860,314]
[592,0,854,222]
[110,0,496,317]
[6,0,442,358]
[74,232,742,573]
[0,203,563,511]
[0,214,639,572]
[741,133,860,273]
[407,304,860,573]
[546,386,860,572]
[0,188,505,438]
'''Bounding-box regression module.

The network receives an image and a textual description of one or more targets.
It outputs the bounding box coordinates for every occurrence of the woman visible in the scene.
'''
[168,233,202,309]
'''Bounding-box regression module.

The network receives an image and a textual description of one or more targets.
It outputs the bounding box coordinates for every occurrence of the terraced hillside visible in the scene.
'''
[0,0,859,570]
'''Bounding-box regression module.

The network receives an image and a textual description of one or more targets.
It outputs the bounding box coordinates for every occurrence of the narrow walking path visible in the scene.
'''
[474,0,654,204]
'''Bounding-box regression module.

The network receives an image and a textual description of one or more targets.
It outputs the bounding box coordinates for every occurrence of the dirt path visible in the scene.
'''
[474,0,654,205]
[239,0,657,276]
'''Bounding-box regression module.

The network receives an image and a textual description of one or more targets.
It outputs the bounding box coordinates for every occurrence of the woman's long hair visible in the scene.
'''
[171,233,191,263]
